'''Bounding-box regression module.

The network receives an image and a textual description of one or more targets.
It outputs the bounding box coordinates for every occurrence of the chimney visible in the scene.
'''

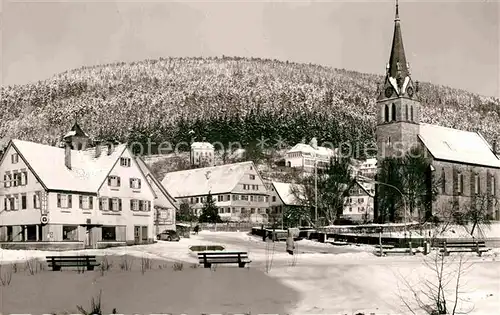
[64,140,72,169]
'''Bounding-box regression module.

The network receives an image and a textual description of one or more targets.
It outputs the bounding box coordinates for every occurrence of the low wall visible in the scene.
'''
[0,240,153,250]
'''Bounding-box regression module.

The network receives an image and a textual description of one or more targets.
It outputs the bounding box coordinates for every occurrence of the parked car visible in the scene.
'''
[157,230,180,242]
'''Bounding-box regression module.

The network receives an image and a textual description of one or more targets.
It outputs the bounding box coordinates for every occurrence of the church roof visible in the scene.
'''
[418,124,500,168]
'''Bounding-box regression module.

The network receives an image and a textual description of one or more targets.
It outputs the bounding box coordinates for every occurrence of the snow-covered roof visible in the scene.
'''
[191,142,214,150]
[11,139,126,192]
[287,143,336,157]
[161,161,256,197]
[272,182,303,206]
[418,124,500,168]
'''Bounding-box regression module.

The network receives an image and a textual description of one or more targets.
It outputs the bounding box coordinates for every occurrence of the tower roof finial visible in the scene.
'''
[395,0,400,21]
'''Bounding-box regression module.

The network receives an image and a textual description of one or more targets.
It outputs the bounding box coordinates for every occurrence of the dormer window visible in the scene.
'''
[120,157,131,167]
[11,153,19,164]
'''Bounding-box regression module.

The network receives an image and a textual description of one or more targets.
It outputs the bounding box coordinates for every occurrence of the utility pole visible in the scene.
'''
[315,159,318,226]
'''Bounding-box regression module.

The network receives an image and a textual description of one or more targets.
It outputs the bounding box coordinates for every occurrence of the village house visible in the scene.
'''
[268,181,305,227]
[357,158,377,178]
[285,137,336,172]
[343,181,375,222]
[135,157,178,235]
[190,142,215,168]
[161,161,270,223]
[375,2,500,221]
[0,123,158,249]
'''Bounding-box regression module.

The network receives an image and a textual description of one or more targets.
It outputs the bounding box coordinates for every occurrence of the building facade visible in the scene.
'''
[375,2,500,221]
[0,123,157,249]
[343,181,375,222]
[162,161,270,223]
[190,142,215,167]
[285,138,336,172]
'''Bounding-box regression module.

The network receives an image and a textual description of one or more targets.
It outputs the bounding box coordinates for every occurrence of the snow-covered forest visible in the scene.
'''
[1,56,499,153]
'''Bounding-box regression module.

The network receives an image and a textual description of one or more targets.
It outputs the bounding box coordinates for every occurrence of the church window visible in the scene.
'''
[441,168,446,194]
[391,103,396,121]
[410,106,414,121]
[457,173,464,194]
[384,104,389,122]
[492,175,496,196]
[474,174,480,195]
[405,104,408,121]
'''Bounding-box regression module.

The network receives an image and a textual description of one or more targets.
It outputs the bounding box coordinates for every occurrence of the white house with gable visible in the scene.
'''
[190,142,215,167]
[285,138,336,172]
[0,122,157,250]
[162,161,270,223]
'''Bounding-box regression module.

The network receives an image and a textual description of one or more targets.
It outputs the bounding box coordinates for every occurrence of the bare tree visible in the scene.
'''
[398,252,474,315]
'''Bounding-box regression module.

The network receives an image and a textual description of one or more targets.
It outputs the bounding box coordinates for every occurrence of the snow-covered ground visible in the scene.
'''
[1,231,499,314]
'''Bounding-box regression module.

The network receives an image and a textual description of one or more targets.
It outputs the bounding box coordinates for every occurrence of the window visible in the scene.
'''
[195,197,199,203]
[129,178,141,189]
[217,195,224,202]
[33,192,40,209]
[108,176,121,187]
[12,172,19,187]
[130,199,140,211]
[20,171,28,186]
[62,226,78,241]
[120,157,131,167]
[410,106,414,121]
[474,174,480,195]
[457,173,464,194]
[3,173,11,188]
[79,196,93,210]
[138,200,151,212]
[225,194,230,201]
[249,174,255,180]
[391,103,396,121]
[11,153,19,164]
[491,175,496,196]
[441,168,446,194]
[384,104,389,122]
[232,195,239,201]
[405,104,408,121]
[102,226,116,241]
[21,194,27,210]
[272,196,277,202]
[110,198,122,211]
[99,197,108,211]
[241,195,248,201]
[57,194,73,208]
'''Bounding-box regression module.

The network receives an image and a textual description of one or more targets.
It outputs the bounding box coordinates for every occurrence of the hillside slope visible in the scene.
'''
[1,56,499,155]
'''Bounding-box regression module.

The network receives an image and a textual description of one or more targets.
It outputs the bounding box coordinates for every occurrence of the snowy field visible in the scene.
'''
[1,231,499,314]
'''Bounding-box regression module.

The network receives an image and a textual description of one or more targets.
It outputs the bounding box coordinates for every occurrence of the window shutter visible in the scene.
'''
[4,198,7,211]
[130,199,134,211]
[109,198,113,211]
[117,177,121,187]
[108,177,112,186]
[89,197,93,209]
[68,195,72,208]
[138,179,141,189]
[99,198,102,210]
[139,200,143,211]
[3,175,6,188]
[148,201,151,212]
[33,194,36,208]
[119,199,122,211]
[57,194,61,207]
[129,178,133,188]
[79,195,83,208]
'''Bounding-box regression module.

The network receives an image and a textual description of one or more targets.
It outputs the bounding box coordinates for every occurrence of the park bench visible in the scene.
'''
[197,251,251,268]
[46,255,100,271]
[437,240,490,257]
[374,247,417,256]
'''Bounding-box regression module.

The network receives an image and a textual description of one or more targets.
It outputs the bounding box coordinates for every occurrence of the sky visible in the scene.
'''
[1,0,499,98]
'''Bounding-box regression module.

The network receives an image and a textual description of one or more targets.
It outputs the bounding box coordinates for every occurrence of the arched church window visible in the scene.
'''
[410,106,414,122]
[384,104,389,122]
[405,104,408,121]
[441,167,446,194]
[391,103,396,121]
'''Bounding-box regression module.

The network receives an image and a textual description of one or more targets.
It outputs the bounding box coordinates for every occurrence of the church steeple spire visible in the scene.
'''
[380,0,415,100]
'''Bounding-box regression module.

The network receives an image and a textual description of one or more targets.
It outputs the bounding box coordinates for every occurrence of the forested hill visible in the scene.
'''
[1,56,499,156]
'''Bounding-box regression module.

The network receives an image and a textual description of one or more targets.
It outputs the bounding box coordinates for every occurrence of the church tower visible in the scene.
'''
[376,0,421,159]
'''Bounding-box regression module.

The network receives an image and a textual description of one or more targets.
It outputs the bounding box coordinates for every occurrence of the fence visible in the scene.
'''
[195,222,256,232]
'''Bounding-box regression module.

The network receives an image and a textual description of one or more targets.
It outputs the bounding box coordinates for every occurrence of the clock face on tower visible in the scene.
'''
[385,87,393,98]
[407,87,414,97]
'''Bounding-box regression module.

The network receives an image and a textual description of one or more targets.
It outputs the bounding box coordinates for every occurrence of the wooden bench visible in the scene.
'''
[437,240,490,257]
[46,255,100,271]
[197,251,251,268]
[374,247,417,256]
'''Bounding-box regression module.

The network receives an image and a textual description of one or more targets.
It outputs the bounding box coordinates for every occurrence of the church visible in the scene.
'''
[375,1,500,222]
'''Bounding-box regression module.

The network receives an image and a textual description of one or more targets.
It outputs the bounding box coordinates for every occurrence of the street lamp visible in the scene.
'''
[357,174,408,238]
